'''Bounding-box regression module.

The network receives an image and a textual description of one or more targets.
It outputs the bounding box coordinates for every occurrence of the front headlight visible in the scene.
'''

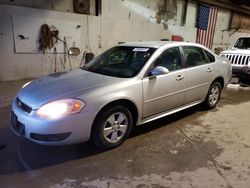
[37,99,85,119]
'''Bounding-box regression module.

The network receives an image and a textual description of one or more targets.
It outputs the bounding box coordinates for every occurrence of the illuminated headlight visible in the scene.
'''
[22,81,32,88]
[37,99,85,119]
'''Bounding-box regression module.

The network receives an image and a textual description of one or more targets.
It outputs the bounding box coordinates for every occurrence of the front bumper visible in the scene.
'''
[232,66,250,80]
[10,98,95,145]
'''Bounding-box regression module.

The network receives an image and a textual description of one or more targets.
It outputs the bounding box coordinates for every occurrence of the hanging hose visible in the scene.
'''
[39,24,53,53]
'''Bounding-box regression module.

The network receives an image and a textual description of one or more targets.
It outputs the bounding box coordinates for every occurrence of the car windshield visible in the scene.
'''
[234,38,250,49]
[82,46,156,78]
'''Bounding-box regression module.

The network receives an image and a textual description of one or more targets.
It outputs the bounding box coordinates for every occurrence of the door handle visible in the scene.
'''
[176,75,184,81]
[207,68,213,72]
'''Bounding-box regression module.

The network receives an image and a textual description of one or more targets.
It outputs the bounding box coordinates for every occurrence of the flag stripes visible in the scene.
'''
[196,5,218,49]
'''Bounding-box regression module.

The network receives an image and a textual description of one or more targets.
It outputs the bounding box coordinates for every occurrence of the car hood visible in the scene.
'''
[221,48,250,55]
[17,69,122,109]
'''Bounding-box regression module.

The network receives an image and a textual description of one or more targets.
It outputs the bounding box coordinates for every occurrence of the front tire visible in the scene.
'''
[91,105,133,150]
[203,82,222,109]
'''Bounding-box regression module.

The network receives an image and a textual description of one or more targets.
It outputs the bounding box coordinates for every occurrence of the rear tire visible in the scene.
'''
[91,105,133,150]
[203,82,222,109]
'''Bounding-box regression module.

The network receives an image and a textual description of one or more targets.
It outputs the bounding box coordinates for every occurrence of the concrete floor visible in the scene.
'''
[0,79,250,188]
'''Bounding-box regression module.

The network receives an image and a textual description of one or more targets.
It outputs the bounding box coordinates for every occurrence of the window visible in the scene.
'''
[83,46,156,78]
[100,49,127,65]
[182,46,207,67]
[204,50,215,62]
[234,37,250,49]
[153,47,182,71]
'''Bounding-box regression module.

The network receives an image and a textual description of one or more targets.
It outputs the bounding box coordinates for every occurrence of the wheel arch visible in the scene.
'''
[213,76,224,89]
[91,99,139,135]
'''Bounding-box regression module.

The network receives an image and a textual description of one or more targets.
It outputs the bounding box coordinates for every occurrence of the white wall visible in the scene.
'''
[0,0,249,81]
[212,8,250,50]
[160,1,197,42]
[102,0,161,21]
[0,0,97,15]
[0,0,75,12]
[0,5,88,81]
[0,4,165,81]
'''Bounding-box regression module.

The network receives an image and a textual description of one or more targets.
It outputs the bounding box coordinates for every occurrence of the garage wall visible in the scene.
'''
[0,0,250,81]
[102,0,161,21]
[213,8,250,50]
[0,0,75,13]
[0,0,97,15]
[0,5,89,81]
[0,4,165,81]
[160,1,197,42]
[101,0,250,50]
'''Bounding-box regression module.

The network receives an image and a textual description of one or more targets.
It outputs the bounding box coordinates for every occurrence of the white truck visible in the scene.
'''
[220,37,250,83]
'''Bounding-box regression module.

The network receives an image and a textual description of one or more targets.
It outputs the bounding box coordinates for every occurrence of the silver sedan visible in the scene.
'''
[10,41,232,149]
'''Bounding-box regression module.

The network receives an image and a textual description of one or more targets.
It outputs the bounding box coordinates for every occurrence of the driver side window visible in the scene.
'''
[152,47,182,72]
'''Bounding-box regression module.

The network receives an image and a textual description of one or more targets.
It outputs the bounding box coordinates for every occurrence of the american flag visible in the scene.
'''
[196,5,218,49]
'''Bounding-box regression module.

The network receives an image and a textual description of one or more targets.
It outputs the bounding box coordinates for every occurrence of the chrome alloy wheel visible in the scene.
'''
[208,85,220,106]
[103,112,128,143]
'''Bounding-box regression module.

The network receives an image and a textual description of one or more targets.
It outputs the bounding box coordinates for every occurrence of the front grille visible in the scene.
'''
[223,54,250,66]
[30,132,71,142]
[16,97,32,113]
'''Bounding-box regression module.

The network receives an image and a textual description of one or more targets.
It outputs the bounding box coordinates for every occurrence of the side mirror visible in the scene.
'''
[68,47,80,56]
[149,66,169,76]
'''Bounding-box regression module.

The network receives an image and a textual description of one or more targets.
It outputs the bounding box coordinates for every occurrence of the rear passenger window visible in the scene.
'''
[182,46,207,67]
[204,50,215,62]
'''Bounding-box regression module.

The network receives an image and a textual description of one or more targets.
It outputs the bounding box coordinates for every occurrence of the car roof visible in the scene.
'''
[119,41,204,49]
[119,41,172,48]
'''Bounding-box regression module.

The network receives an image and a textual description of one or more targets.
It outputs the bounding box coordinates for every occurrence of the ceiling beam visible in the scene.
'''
[196,0,250,16]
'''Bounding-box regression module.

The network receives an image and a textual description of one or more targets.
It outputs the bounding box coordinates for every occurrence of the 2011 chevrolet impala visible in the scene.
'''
[10,41,232,149]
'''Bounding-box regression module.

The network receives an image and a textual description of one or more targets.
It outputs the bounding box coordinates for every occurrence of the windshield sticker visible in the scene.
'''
[133,48,149,52]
